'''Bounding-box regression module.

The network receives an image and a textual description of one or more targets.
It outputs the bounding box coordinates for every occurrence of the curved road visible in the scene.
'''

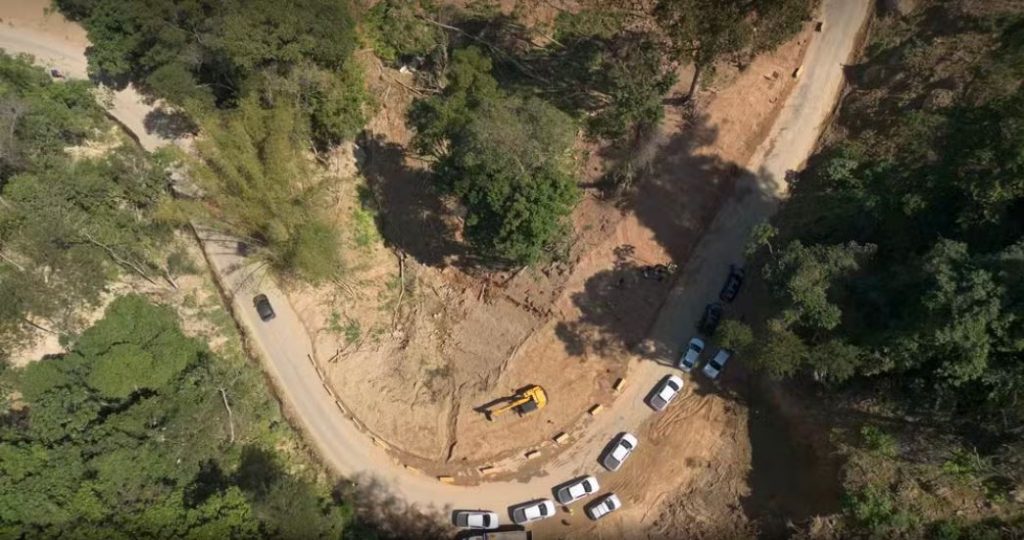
[0,0,870,528]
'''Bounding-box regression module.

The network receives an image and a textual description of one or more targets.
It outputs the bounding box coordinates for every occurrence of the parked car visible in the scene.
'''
[678,337,704,372]
[453,510,499,530]
[647,375,684,411]
[554,475,600,505]
[464,533,531,540]
[698,303,723,336]
[253,294,275,321]
[510,499,555,524]
[601,433,638,471]
[719,265,745,303]
[703,349,732,380]
[586,493,622,520]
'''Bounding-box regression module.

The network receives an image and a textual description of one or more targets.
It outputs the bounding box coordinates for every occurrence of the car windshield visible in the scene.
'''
[710,359,722,369]
[667,380,679,391]
[482,515,491,527]
[689,343,701,352]
[539,504,549,516]
[621,439,633,450]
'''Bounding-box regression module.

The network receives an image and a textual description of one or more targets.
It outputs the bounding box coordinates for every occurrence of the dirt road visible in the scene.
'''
[0,6,167,152]
[0,0,870,530]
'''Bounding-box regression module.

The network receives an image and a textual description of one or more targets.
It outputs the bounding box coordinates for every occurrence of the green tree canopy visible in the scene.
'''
[57,0,367,148]
[0,54,171,359]
[743,3,1024,422]
[189,98,341,282]
[0,296,354,537]
[410,47,580,265]
[655,0,812,98]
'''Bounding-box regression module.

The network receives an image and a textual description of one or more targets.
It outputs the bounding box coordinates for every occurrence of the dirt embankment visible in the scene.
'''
[288,21,814,479]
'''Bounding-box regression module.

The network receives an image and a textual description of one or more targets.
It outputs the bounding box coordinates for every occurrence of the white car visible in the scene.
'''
[511,499,556,524]
[703,349,732,380]
[554,475,600,505]
[601,432,638,471]
[647,375,684,411]
[586,493,622,520]
[452,510,499,529]
[678,337,704,371]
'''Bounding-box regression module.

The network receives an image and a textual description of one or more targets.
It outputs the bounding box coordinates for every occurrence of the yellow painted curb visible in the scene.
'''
[589,404,603,416]
[613,378,625,392]
[553,432,569,444]
[437,476,455,484]
[524,450,540,460]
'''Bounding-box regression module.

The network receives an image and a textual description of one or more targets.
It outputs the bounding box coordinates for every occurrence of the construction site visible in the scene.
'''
[275,1,872,536]
[0,0,874,537]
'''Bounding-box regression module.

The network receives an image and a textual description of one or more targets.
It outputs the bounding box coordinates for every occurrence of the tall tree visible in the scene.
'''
[188,98,342,282]
[410,47,580,265]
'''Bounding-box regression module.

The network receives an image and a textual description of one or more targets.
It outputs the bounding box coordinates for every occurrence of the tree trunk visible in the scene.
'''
[685,62,703,102]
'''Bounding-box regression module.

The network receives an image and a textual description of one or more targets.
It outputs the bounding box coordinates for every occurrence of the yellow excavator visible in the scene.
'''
[483,385,547,421]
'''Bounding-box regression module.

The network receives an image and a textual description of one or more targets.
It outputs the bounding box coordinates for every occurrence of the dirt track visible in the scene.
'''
[0,0,871,534]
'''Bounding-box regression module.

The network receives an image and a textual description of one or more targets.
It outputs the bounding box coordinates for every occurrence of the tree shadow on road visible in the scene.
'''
[550,97,840,536]
[553,107,782,365]
[143,106,198,139]
[336,473,452,540]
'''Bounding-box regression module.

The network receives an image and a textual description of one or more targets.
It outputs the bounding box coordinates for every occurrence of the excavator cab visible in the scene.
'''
[482,385,547,421]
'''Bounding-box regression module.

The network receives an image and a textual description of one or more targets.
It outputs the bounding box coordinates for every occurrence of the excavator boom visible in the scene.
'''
[484,385,547,421]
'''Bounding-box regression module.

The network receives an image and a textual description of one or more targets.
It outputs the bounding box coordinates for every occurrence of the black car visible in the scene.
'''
[254,294,275,321]
[698,302,723,336]
[719,265,745,303]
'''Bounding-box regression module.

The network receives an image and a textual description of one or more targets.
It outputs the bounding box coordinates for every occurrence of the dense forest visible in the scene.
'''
[54,0,368,282]
[0,54,374,538]
[732,1,1024,536]
[0,296,363,537]
[0,53,173,358]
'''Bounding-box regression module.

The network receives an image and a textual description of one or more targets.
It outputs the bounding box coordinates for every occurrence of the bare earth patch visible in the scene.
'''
[285,21,813,484]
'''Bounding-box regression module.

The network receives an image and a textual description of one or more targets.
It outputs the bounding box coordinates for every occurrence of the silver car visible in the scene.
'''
[678,337,704,371]
[703,349,731,380]
[586,493,622,520]
[511,499,555,524]
[452,510,499,530]
[600,432,638,471]
[647,375,684,411]
[554,475,600,505]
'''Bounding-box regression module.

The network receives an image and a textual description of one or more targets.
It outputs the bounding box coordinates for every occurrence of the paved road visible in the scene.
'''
[0,0,870,527]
